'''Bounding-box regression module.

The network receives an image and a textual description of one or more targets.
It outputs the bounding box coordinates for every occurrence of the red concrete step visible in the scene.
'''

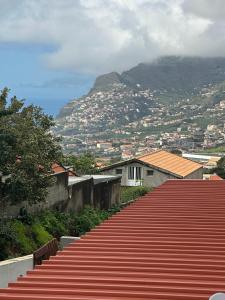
[49,253,225,265]
[62,245,225,255]
[0,291,209,300]
[55,250,225,261]
[16,273,225,286]
[27,268,225,282]
[76,238,225,247]
[43,258,225,273]
[38,262,225,276]
[0,286,210,299]
[9,278,225,291]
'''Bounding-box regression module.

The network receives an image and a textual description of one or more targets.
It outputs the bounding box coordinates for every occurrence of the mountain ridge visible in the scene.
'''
[55,56,225,156]
[90,56,225,95]
[58,56,225,119]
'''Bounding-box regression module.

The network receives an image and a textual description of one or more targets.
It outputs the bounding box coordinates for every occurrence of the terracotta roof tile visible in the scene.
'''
[51,163,77,176]
[51,163,66,174]
[1,180,225,299]
[209,174,223,180]
[138,150,202,177]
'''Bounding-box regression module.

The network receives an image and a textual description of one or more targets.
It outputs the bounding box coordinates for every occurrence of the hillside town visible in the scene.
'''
[54,82,225,162]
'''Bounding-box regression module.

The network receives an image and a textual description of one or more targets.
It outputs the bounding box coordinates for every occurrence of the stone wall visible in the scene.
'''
[0,172,69,218]
[45,172,69,209]
[66,178,93,213]
[93,179,121,210]
[1,174,121,218]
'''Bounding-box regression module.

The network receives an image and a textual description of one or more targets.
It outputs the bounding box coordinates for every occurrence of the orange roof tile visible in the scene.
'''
[51,163,66,174]
[1,180,225,299]
[209,174,223,180]
[51,163,77,176]
[138,150,202,177]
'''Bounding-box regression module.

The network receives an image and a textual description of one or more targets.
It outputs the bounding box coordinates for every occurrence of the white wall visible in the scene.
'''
[0,254,33,288]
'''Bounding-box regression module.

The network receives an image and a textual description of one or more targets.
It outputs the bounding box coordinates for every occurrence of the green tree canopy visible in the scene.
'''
[170,149,182,156]
[0,88,62,206]
[211,157,225,179]
[62,153,97,176]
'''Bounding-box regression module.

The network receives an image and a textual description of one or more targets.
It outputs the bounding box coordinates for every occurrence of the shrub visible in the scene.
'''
[12,220,37,255]
[0,203,124,260]
[120,186,152,203]
[31,223,53,247]
[17,207,33,225]
[75,206,111,235]
[107,204,121,216]
[0,219,17,260]
[38,210,69,238]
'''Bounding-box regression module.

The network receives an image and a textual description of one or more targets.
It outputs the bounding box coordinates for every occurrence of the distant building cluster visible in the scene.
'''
[54,83,225,163]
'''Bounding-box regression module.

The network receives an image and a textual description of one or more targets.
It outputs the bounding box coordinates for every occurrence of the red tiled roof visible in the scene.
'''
[1,180,225,299]
[51,163,77,176]
[209,174,223,180]
[51,163,66,174]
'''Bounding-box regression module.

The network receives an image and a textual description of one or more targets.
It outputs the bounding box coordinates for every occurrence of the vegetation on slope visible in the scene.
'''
[120,186,152,203]
[0,207,115,261]
[0,186,152,261]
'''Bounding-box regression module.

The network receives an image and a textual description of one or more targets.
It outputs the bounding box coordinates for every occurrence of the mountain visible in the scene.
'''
[121,56,225,91]
[55,56,225,150]
[58,56,225,117]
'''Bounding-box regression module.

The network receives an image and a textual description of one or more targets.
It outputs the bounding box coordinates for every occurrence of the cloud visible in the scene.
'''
[20,74,92,89]
[0,0,224,74]
[182,0,225,20]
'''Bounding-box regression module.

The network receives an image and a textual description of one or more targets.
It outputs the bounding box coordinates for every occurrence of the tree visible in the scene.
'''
[0,88,62,206]
[170,149,182,156]
[210,157,225,179]
[63,153,97,175]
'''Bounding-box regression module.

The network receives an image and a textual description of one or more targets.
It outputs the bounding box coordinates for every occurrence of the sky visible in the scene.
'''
[0,0,225,115]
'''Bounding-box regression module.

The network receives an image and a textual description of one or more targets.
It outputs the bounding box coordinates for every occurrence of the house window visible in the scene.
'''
[116,168,123,175]
[147,170,154,176]
[136,167,142,180]
[128,166,135,179]
[128,166,142,180]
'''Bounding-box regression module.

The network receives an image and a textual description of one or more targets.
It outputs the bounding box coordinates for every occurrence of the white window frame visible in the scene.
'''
[128,166,143,186]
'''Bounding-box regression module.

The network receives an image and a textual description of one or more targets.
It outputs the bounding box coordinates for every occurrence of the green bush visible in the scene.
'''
[0,204,123,260]
[31,223,53,247]
[0,220,17,260]
[107,204,121,216]
[12,220,37,255]
[120,186,152,203]
[75,206,109,235]
[38,210,69,238]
